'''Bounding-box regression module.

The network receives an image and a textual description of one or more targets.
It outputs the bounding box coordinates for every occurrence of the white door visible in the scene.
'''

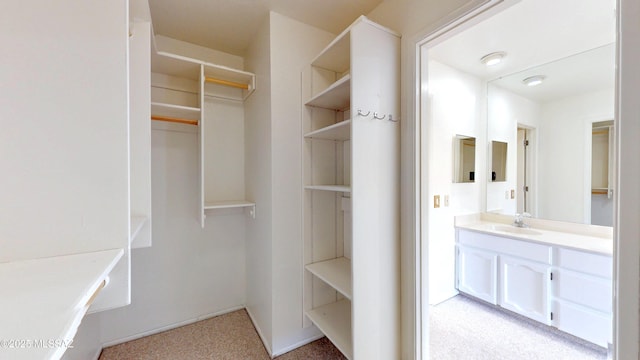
[457,246,498,305]
[500,255,550,324]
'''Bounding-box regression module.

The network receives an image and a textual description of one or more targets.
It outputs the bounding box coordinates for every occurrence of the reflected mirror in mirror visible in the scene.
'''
[491,141,507,182]
[453,135,476,183]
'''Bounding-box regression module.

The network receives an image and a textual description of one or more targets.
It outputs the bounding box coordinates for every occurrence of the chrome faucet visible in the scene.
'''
[513,213,531,228]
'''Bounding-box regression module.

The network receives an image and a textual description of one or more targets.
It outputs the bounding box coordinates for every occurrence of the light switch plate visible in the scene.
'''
[510,189,515,199]
[434,195,440,208]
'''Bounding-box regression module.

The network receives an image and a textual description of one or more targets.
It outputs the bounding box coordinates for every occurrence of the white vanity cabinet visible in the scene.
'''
[456,227,612,347]
[551,248,612,347]
[500,255,551,324]
[457,246,498,305]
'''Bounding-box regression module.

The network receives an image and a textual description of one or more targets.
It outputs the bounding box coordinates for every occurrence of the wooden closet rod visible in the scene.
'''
[205,76,249,90]
[151,115,198,126]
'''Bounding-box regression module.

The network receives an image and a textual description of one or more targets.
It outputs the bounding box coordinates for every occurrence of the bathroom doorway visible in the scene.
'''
[418,0,616,357]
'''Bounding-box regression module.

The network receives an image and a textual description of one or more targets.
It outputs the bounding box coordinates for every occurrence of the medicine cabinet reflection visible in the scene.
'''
[491,140,507,182]
[453,135,476,183]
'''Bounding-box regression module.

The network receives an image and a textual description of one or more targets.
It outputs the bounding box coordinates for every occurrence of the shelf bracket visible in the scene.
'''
[244,204,256,219]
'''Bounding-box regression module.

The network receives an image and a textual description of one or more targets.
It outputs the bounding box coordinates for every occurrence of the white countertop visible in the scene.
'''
[455,213,613,256]
[0,249,124,360]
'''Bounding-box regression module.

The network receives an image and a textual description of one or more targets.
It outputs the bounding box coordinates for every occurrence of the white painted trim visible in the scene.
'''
[403,1,531,359]
[245,306,273,357]
[88,348,102,360]
[100,305,245,348]
[614,0,640,358]
[271,333,325,358]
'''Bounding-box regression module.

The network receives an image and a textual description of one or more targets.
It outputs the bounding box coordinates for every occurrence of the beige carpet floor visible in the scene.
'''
[99,309,346,360]
[430,295,609,360]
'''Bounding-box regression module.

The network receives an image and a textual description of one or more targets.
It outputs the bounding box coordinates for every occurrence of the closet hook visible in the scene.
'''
[357,109,370,117]
[373,112,386,120]
[389,115,398,122]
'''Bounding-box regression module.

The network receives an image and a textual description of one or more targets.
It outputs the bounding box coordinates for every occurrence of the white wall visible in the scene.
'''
[487,84,540,216]
[425,60,485,304]
[269,12,335,355]
[244,14,274,353]
[538,88,614,223]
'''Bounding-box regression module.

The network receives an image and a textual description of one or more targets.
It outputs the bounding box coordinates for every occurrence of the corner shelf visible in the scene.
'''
[304,120,351,141]
[306,299,353,360]
[304,185,351,193]
[306,257,352,300]
[305,74,350,110]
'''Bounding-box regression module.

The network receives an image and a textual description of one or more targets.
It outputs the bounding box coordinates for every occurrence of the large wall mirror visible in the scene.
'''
[486,43,615,225]
[453,135,476,183]
[490,141,507,182]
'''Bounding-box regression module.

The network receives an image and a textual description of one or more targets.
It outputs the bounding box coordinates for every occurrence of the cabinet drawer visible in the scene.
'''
[458,229,552,264]
[553,269,612,312]
[556,247,611,278]
[553,300,611,347]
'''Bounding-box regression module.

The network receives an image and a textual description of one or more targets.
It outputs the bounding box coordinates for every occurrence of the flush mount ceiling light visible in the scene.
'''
[480,52,506,66]
[523,75,546,87]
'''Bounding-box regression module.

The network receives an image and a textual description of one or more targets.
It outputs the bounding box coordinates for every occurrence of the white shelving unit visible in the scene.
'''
[150,49,256,228]
[302,16,400,360]
[0,249,123,360]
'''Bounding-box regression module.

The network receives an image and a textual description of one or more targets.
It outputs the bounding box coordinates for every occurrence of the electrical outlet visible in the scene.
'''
[511,189,515,199]
[434,195,440,208]
[444,195,449,207]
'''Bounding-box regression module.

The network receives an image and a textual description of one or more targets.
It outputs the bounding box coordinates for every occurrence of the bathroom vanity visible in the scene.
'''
[455,213,613,348]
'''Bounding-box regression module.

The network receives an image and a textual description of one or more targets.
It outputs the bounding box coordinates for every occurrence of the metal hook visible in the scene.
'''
[388,115,398,122]
[373,112,386,120]
[357,109,370,117]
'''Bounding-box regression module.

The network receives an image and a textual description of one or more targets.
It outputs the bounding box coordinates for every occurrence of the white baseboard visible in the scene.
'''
[89,348,102,360]
[100,305,245,348]
[272,333,325,357]
[245,306,273,357]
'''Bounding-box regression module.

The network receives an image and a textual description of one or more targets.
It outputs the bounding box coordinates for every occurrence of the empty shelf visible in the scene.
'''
[306,257,351,299]
[306,299,352,360]
[305,75,350,111]
[204,200,255,210]
[305,120,351,141]
[305,185,351,193]
[0,249,123,360]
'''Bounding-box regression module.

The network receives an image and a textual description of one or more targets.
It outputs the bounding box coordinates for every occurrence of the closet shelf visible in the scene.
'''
[306,300,353,360]
[204,200,255,210]
[152,52,201,80]
[0,249,123,360]
[305,75,350,111]
[311,25,350,73]
[306,257,352,299]
[304,120,351,141]
[304,185,351,193]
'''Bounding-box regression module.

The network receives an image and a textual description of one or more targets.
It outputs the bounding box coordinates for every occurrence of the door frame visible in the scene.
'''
[403,0,640,358]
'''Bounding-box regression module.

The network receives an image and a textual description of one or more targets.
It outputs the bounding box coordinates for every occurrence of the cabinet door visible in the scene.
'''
[500,255,550,324]
[457,246,498,305]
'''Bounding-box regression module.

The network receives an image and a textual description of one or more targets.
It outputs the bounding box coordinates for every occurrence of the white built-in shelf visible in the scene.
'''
[204,200,255,210]
[305,185,351,193]
[305,120,351,141]
[306,257,352,299]
[203,63,255,100]
[0,249,124,360]
[305,75,350,111]
[151,102,200,120]
[306,299,353,360]
[151,51,201,80]
[311,29,350,74]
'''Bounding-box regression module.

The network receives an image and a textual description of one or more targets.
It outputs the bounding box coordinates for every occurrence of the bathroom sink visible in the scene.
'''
[483,224,543,236]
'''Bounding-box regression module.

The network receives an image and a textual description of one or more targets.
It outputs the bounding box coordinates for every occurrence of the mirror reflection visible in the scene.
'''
[491,141,507,182]
[453,135,476,183]
[486,43,615,225]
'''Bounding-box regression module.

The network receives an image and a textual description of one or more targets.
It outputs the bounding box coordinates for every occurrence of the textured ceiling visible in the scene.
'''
[148,0,383,56]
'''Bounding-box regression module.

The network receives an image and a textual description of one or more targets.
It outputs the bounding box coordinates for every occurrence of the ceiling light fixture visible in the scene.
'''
[480,52,506,66]
[523,75,546,87]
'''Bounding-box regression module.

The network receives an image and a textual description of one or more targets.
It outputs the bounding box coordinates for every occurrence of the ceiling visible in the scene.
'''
[429,0,616,103]
[148,0,383,56]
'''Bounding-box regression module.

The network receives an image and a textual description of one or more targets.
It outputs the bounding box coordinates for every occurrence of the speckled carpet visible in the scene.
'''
[429,295,608,360]
[99,309,346,359]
